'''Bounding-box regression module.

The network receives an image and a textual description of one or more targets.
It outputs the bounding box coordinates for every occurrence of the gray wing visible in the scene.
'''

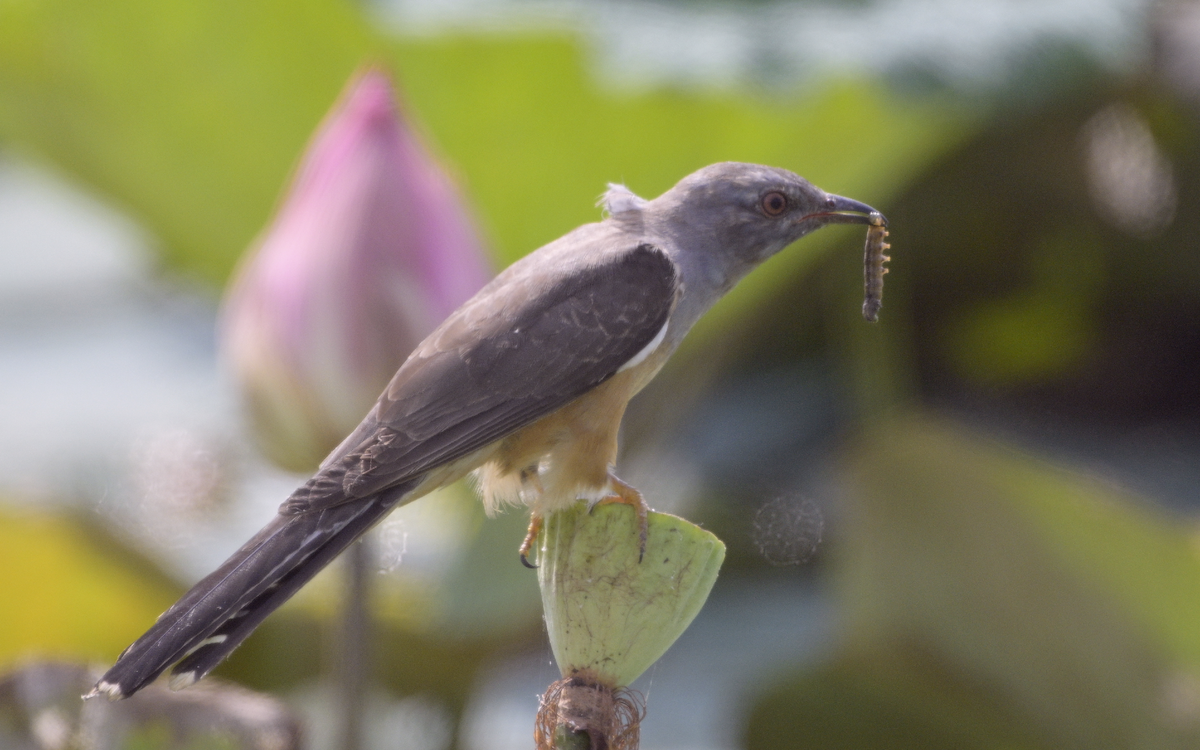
[283,242,679,512]
[94,243,678,699]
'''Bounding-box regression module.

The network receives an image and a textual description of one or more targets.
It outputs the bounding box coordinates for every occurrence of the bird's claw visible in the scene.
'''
[519,514,543,569]
[595,475,650,564]
[523,478,650,567]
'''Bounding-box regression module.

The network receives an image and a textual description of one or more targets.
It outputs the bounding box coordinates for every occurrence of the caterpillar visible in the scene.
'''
[862,211,890,323]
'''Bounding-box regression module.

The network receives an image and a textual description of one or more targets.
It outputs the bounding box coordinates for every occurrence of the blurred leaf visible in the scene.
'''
[943,225,1105,386]
[0,506,180,667]
[0,0,375,285]
[0,2,972,336]
[945,293,1096,384]
[1004,456,1200,665]
[747,641,1042,750]
[388,37,975,345]
[746,414,1200,749]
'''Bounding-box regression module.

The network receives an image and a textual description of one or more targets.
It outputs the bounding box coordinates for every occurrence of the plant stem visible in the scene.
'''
[554,724,592,750]
[338,538,371,750]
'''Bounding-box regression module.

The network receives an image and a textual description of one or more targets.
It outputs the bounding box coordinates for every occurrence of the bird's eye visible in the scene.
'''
[761,191,788,217]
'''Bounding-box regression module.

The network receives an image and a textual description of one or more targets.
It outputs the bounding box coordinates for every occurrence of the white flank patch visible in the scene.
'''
[617,321,668,373]
[168,671,197,691]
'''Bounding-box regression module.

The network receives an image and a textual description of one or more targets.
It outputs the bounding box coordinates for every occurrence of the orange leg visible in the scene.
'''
[517,467,546,568]
[593,474,650,563]
[519,514,544,569]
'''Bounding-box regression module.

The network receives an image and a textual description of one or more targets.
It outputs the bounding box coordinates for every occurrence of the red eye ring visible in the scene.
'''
[761,191,788,217]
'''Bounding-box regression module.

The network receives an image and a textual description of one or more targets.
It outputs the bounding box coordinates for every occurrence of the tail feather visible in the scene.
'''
[91,479,419,700]
[168,490,403,685]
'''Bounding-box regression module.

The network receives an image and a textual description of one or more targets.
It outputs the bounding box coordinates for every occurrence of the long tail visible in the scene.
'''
[88,477,421,700]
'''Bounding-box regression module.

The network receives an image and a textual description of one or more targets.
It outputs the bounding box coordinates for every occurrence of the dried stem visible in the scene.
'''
[535,672,645,750]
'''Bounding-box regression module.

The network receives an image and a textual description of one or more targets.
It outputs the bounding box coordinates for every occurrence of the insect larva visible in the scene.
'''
[862,211,890,323]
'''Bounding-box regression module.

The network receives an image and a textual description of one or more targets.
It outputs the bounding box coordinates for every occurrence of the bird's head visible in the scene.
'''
[635,162,880,267]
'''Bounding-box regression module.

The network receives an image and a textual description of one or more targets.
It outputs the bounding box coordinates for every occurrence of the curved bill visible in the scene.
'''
[806,194,886,226]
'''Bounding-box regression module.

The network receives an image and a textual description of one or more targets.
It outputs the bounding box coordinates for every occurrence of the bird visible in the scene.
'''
[87,161,882,701]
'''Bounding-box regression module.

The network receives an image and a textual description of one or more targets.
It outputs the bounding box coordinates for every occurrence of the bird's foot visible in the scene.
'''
[519,514,544,569]
[592,475,650,563]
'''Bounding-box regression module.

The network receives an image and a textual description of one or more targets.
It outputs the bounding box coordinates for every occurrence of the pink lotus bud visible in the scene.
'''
[222,68,492,472]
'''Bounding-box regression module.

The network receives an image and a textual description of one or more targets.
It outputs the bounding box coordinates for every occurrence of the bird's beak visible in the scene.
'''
[803,194,886,227]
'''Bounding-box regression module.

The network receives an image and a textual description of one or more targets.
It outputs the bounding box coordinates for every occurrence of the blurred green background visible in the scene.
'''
[2,0,1200,748]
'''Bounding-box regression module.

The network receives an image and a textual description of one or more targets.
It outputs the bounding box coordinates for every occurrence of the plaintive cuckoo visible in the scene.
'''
[88,161,883,700]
